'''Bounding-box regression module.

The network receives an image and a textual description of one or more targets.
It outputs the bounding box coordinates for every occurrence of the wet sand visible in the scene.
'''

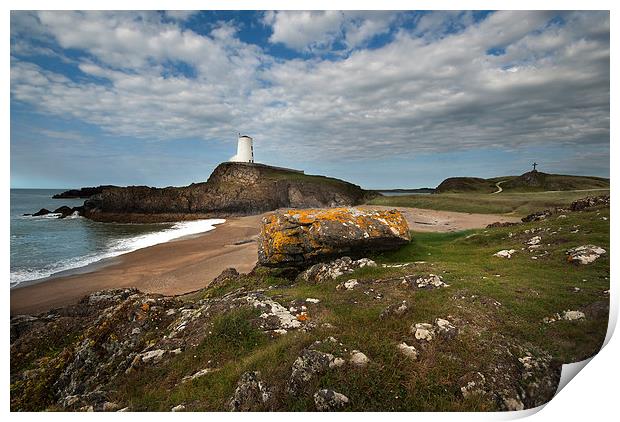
[11,214,263,315]
[360,205,521,233]
[10,208,520,316]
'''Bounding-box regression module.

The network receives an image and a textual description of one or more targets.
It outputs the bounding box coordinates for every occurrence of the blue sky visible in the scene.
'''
[10,10,610,189]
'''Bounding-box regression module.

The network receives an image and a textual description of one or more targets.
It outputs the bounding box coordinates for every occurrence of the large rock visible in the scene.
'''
[566,245,606,265]
[314,389,349,411]
[258,208,410,267]
[287,349,342,395]
[53,206,76,218]
[228,371,272,411]
[32,208,51,217]
[79,163,377,222]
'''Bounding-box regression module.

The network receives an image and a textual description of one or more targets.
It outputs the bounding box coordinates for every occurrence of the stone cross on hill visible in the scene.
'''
[532,162,538,171]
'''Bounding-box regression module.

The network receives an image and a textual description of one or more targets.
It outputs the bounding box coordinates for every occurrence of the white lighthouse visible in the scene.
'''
[229,134,254,163]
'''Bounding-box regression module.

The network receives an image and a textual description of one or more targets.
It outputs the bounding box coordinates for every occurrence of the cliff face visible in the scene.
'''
[82,163,377,222]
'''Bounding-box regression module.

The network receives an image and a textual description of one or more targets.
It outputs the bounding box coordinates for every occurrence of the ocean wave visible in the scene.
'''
[10,218,226,286]
[19,213,63,220]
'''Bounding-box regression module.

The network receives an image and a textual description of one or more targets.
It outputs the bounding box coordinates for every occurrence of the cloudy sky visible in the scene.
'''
[10,10,610,189]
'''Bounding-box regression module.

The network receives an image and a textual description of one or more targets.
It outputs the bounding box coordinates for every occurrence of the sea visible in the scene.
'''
[10,189,225,287]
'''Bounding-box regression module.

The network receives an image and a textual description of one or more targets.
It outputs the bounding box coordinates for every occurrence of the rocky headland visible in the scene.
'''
[52,186,119,199]
[41,163,377,223]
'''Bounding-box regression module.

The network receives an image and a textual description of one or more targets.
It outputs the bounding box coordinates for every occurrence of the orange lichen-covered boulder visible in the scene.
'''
[258,207,411,267]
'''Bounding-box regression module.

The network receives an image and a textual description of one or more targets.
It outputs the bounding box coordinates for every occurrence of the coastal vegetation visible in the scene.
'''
[368,189,610,216]
[11,196,609,411]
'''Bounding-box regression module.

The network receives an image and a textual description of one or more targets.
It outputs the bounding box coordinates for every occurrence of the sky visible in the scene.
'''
[10,10,610,189]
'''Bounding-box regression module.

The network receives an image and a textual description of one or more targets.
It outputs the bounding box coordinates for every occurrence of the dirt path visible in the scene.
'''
[492,180,507,194]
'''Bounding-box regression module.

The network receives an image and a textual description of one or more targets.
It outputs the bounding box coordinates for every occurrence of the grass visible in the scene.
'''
[263,168,360,188]
[12,198,609,411]
[367,190,610,216]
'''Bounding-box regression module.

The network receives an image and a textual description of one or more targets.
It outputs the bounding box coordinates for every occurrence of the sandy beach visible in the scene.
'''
[10,207,519,316]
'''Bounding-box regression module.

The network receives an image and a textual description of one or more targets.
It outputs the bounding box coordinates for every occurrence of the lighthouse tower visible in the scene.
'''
[230,134,254,163]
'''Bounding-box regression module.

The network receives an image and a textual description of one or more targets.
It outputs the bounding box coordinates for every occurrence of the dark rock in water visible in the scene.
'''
[32,208,52,217]
[79,162,377,223]
[258,208,410,267]
[53,206,74,218]
[52,185,118,199]
[28,206,83,218]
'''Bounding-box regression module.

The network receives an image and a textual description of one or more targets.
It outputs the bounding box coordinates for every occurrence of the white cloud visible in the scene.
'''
[264,11,344,51]
[263,11,398,52]
[342,12,395,48]
[10,11,610,165]
[164,11,198,21]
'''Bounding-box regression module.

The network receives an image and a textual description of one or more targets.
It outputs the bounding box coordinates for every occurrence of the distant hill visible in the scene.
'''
[435,177,497,193]
[436,171,609,194]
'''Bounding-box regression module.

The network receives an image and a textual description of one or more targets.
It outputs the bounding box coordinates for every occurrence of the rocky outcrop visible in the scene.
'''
[9,266,570,412]
[287,349,341,396]
[521,209,552,223]
[521,194,609,223]
[26,206,84,218]
[229,371,272,411]
[314,389,349,411]
[566,245,606,265]
[258,208,410,267]
[494,249,516,259]
[53,186,119,199]
[570,195,610,211]
[299,257,377,283]
[78,163,376,222]
[31,208,52,217]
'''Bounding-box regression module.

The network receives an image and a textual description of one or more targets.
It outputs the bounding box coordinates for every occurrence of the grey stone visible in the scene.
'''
[314,389,350,411]
[229,371,272,411]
